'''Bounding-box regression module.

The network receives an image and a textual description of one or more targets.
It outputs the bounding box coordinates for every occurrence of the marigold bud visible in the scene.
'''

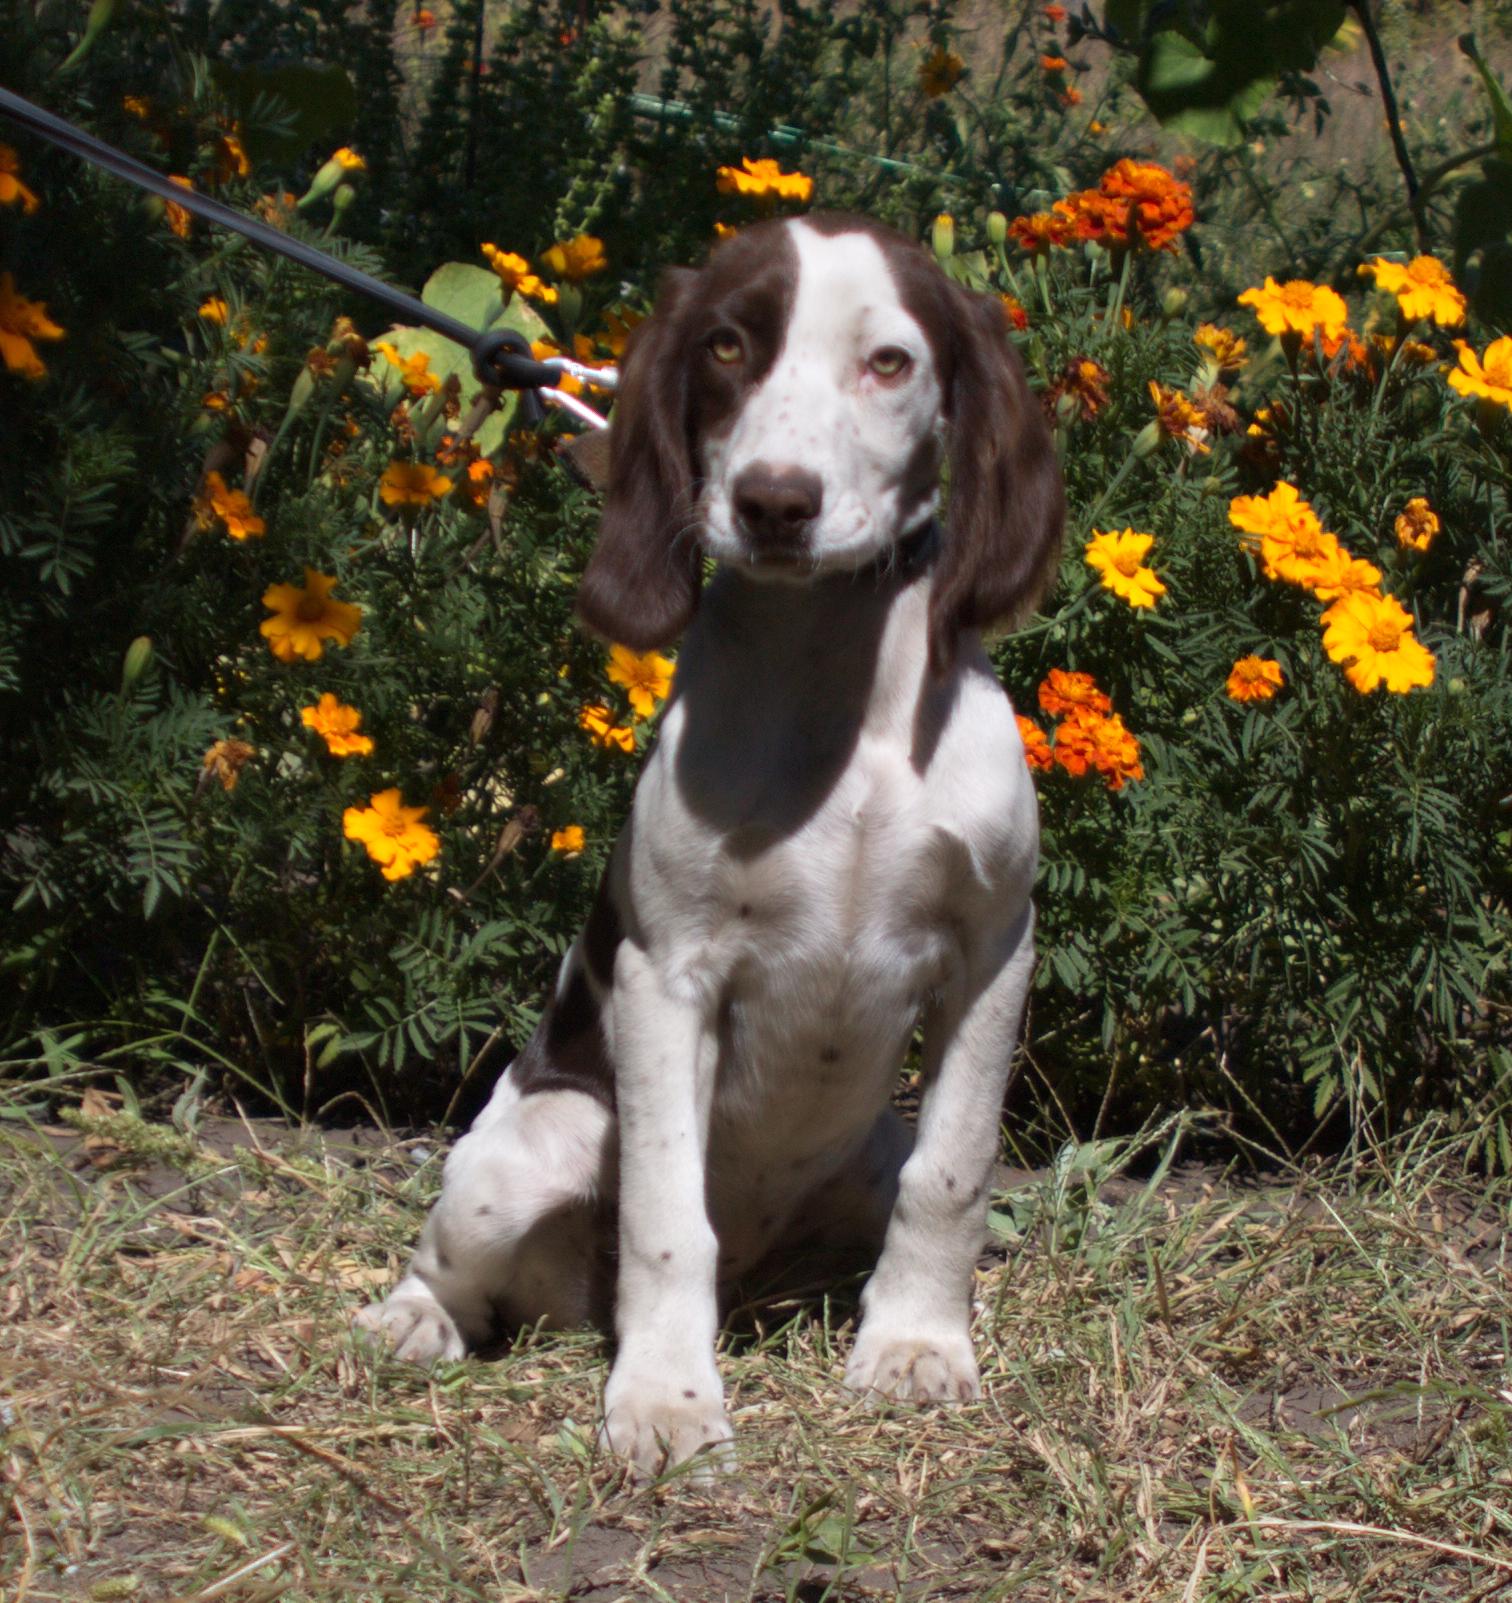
[1161,286,1189,319]
[121,635,153,692]
[1131,420,1163,458]
[986,210,1008,246]
[931,213,955,262]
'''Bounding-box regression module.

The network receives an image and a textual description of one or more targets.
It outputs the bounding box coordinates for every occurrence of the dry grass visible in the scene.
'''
[2,1087,1509,1602]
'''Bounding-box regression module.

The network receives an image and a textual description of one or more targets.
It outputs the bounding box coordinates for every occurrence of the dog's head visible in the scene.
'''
[576,213,1064,668]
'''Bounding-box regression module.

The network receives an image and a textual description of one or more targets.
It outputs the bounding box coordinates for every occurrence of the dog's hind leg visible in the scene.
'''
[355,1074,613,1363]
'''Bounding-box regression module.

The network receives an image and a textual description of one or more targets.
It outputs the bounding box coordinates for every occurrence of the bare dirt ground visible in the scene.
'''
[2,1097,1510,1602]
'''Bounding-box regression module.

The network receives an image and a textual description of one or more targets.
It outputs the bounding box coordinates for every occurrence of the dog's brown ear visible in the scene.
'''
[575,267,704,651]
[928,285,1064,671]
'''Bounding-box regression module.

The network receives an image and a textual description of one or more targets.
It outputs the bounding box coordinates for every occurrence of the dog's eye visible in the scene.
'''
[707,329,744,365]
[868,346,911,379]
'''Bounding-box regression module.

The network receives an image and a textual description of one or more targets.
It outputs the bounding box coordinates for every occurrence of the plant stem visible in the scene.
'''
[1351,0,1429,251]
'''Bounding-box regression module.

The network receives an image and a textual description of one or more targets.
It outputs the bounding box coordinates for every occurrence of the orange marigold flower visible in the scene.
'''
[540,234,608,281]
[1007,209,1077,252]
[1043,3,1068,19]
[0,273,65,380]
[166,174,193,238]
[1059,86,1083,106]
[919,44,966,97]
[1016,714,1054,772]
[202,738,256,792]
[1038,668,1112,718]
[999,293,1029,331]
[1041,54,1069,71]
[211,130,251,186]
[379,460,453,506]
[374,340,442,398]
[413,8,437,27]
[1446,336,1512,410]
[1228,482,1341,589]
[1085,528,1166,609]
[1395,497,1439,553]
[200,470,265,540]
[1047,356,1111,422]
[301,692,375,757]
[1360,255,1465,328]
[260,568,362,663]
[480,244,559,305]
[1059,160,1195,252]
[579,703,636,753]
[456,457,495,510]
[0,144,40,213]
[715,157,813,204]
[550,824,586,854]
[1054,706,1144,790]
[1237,276,1348,343]
[1226,656,1284,703]
[198,296,230,324]
[343,789,440,881]
[1320,590,1435,695]
[1148,381,1210,453]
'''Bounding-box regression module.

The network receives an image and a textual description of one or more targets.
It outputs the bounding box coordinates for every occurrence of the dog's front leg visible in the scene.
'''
[600,942,732,1475]
[845,904,1035,1404]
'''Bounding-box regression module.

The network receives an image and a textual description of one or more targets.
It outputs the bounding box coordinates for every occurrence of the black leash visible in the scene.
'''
[0,85,562,392]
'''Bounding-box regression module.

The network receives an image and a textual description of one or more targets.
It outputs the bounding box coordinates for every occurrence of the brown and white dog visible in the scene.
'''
[355,213,1064,1474]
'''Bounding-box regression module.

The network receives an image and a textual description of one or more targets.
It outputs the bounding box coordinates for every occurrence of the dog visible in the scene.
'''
[355,212,1064,1474]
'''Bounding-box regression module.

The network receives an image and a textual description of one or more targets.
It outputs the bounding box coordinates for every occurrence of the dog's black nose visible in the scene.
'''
[732,464,823,553]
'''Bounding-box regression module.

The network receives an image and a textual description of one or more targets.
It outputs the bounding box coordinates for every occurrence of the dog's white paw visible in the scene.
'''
[353,1286,466,1365]
[599,1365,734,1477]
[844,1328,980,1403]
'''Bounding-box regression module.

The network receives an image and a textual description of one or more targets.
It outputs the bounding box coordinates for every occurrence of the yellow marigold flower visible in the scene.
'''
[1320,590,1435,695]
[333,148,366,173]
[1053,706,1144,790]
[1194,323,1247,369]
[301,692,374,757]
[715,157,814,204]
[1360,255,1465,327]
[166,174,193,238]
[374,340,442,397]
[606,644,676,719]
[1237,276,1348,343]
[343,788,440,881]
[1225,656,1284,703]
[1038,668,1111,718]
[1015,714,1054,773]
[1085,528,1166,609]
[198,296,229,324]
[579,703,636,753]
[550,825,586,854]
[919,44,966,97]
[1307,549,1382,604]
[0,145,40,214]
[122,95,151,119]
[379,460,454,506]
[202,738,255,792]
[1395,496,1439,553]
[541,234,607,281]
[480,243,559,304]
[1088,118,1107,135]
[0,273,65,380]
[201,470,265,540]
[1446,336,1512,409]
[598,307,643,357]
[260,568,362,663]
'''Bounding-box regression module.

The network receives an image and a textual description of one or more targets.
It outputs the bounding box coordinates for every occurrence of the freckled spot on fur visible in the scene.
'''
[683,1389,696,1399]
[819,1045,840,1064]
[738,903,751,918]
[660,1250,673,1261]
[437,1249,452,1272]
[945,1175,957,1191]
[475,1205,492,1217]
